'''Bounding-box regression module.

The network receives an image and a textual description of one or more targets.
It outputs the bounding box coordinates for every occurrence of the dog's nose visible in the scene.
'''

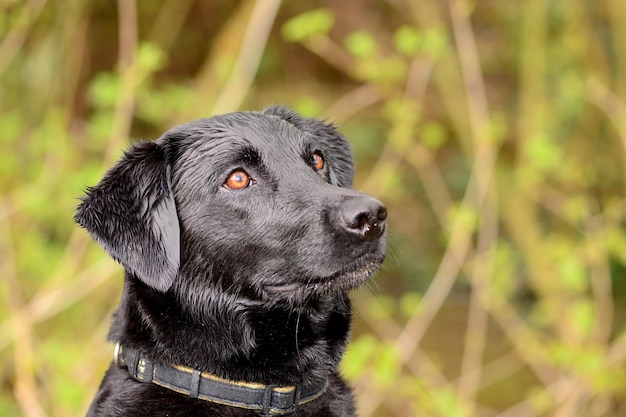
[340,197,387,240]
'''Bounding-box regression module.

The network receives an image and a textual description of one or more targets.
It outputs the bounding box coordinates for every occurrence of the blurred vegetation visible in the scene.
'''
[2,0,626,416]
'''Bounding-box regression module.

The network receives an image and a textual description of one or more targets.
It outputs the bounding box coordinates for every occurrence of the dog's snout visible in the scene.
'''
[340,197,387,240]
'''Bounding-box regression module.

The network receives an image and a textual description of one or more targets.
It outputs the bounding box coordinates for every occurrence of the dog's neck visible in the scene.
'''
[108,273,352,386]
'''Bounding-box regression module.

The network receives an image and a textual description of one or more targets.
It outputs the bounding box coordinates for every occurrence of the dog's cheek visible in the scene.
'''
[179,211,283,289]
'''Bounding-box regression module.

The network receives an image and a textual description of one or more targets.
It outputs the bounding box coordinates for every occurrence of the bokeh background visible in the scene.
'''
[2,0,626,416]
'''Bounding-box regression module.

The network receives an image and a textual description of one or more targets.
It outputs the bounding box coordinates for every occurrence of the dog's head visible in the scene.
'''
[75,107,387,303]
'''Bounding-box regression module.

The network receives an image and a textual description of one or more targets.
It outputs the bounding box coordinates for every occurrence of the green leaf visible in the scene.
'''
[607,228,626,265]
[446,203,479,237]
[373,343,401,388]
[430,387,468,417]
[558,256,587,293]
[342,334,377,380]
[491,242,519,299]
[136,42,167,73]
[421,122,446,150]
[344,31,377,58]
[570,300,595,340]
[422,27,447,57]
[88,72,119,109]
[393,26,422,56]
[400,292,421,318]
[281,9,334,43]
[355,55,408,86]
[523,133,561,171]
[294,97,322,117]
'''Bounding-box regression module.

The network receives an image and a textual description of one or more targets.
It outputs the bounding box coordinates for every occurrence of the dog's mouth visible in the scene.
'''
[263,258,382,296]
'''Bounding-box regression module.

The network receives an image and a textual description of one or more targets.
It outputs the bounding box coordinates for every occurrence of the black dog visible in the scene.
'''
[76,106,387,416]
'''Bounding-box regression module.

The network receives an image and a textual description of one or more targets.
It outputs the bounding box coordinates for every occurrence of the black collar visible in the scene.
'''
[114,343,328,416]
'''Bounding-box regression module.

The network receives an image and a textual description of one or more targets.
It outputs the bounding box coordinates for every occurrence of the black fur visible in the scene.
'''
[76,107,387,416]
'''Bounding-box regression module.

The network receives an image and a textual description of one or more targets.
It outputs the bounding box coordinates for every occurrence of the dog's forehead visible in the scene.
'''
[172,112,315,159]
[228,114,310,147]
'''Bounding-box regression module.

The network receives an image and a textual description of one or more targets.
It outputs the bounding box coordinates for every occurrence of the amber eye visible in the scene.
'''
[312,152,324,171]
[224,170,251,190]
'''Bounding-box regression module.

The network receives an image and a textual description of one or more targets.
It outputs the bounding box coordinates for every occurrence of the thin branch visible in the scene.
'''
[0,259,118,351]
[210,0,283,114]
[448,0,497,412]
[0,201,47,417]
[405,143,454,225]
[325,84,381,123]
[584,205,614,345]
[13,311,48,417]
[487,296,557,387]
[105,0,139,163]
[0,0,47,77]
[586,77,626,153]
[360,58,434,195]
[302,34,355,76]
[352,292,454,417]
[452,351,526,393]
[148,0,193,51]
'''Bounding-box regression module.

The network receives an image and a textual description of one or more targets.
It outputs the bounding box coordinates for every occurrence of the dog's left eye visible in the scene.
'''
[312,152,324,171]
[224,170,252,190]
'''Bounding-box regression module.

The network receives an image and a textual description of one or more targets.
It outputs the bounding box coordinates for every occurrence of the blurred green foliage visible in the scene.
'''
[2,0,626,416]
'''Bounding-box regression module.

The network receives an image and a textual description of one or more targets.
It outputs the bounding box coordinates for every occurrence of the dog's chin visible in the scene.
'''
[262,258,383,301]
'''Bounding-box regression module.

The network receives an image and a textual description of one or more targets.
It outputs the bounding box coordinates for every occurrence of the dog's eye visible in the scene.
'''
[224,170,251,190]
[312,152,324,171]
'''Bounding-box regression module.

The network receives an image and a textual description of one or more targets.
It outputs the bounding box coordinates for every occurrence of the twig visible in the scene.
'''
[325,84,381,123]
[360,58,434,195]
[0,0,47,77]
[400,58,455,223]
[148,0,193,51]
[405,143,454,225]
[586,77,626,154]
[302,34,355,76]
[607,325,626,366]
[584,204,614,345]
[13,310,47,417]
[487,297,557,387]
[447,0,497,413]
[452,351,526,393]
[0,259,118,351]
[0,201,47,417]
[210,0,283,114]
[352,292,453,417]
[105,0,139,163]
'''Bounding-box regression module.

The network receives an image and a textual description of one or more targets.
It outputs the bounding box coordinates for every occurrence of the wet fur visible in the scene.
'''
[76,107,387,416]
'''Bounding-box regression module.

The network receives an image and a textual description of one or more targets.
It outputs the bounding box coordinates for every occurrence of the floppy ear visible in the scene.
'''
[75,141,180,292]
[263,106,354,187]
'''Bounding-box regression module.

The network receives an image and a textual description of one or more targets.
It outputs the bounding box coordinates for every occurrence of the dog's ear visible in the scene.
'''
[75,141,179,292]
[263,106,354,188]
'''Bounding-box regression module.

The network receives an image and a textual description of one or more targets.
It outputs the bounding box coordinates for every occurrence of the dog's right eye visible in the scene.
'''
[224,170,252,190]
[312,152,325,171]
